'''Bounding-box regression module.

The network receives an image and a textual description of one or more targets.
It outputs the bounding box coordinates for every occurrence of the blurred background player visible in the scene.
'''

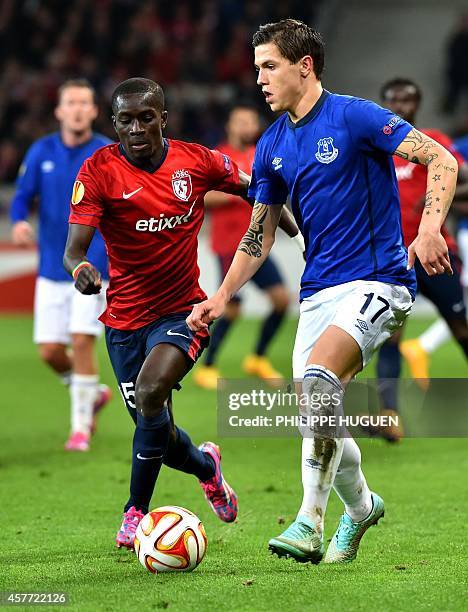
[194,104,289,389]
[375,78,468,441]
[10,79,112,452]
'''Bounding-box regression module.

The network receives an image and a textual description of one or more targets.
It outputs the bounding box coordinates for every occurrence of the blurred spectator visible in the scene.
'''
[442,13,468,114]
[0,0,319,184]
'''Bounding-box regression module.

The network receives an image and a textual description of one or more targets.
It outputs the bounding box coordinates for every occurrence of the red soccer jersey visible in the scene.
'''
[69,140,240,330]
[393,128,463,250]
[209,142,255,256]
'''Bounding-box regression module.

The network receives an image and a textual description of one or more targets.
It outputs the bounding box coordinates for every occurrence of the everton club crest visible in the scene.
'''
[315,137,339,164]
[172,169,192,201]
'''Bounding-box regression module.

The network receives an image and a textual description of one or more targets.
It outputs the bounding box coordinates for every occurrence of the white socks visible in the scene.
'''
[419,318,450,354]
[297,364,372,530]
[333,437,372,522]
[297,365,345,534]
[70,374,99,434]
[298,435,345,533]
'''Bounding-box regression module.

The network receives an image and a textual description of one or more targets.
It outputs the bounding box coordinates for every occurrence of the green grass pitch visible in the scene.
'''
[1,315,467,611]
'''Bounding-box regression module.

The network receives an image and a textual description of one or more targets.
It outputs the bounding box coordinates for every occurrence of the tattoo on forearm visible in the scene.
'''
[396,129,459,222]
[238,203,268,257]
[394,129,439,165]
[424,189,433,209]
[434,164,457,173]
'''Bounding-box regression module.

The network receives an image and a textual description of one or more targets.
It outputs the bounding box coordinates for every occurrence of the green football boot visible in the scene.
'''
[268,515,324,564]
[324,492,385,564]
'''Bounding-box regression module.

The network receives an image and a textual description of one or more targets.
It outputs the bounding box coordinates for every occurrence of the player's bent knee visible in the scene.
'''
[135,378,171,418]
[269,286,289,312]
[38,343,66,367]
[71,333,96,355]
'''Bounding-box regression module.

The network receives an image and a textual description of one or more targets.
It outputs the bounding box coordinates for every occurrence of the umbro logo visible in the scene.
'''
[306,458,324,471]
[272,157,283,170]
[354,319,369,334]
[123,186,143,199]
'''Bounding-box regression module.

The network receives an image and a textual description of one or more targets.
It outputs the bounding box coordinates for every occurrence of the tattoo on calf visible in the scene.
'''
[238,203,268,258]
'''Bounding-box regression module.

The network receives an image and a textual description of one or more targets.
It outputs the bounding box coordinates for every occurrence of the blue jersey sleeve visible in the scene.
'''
[248,137,289,205]
[10,143,41,223]
[344,98,413,155]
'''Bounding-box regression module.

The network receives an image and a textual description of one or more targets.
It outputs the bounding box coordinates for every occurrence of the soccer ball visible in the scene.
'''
[134,505,207,573]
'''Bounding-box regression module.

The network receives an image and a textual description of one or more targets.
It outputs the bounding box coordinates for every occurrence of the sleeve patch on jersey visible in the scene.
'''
[222,154,232,172]
[71,180,85,204]
[382,115,402,135]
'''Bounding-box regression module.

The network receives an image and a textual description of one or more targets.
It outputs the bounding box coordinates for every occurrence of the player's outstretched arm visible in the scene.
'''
[63,223,102,295]
[395,128,458,275]
[187,202,282,330]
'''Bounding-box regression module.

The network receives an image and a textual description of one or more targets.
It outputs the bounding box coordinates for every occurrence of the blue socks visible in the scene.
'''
[124,413,216,512]
[204,308,285,365]
[204,317,232,366]
[255,310,285,356]
[125,408,171,513]
[164,427,215,482]
[377,341,401,412]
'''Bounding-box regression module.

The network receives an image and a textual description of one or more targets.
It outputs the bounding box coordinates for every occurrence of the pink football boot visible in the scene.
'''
[198,442,238,523]
[116,506,145,550]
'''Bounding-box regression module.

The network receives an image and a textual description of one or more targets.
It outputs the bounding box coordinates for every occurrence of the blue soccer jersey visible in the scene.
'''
[248,91,417,299]
[10,132,110,281]
[454,134,468,162]
[454,135,468,230]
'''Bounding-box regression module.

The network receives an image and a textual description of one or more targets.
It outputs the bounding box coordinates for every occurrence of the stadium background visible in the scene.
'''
[1,2,467,611]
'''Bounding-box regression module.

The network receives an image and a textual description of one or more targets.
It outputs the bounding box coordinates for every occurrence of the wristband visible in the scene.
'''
[292,232,305,253]
[72,261,92,280]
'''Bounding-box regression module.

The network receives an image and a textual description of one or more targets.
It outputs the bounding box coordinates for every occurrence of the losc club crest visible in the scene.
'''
[172,169,192,201]
[315,137,339,164]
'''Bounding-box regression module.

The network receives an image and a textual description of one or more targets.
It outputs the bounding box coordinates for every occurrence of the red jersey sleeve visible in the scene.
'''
[205,147,241,193]
[69,157,104,228]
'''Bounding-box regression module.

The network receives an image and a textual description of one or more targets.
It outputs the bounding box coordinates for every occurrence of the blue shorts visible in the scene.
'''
[105,312,209,413]
[218,253,283,302]
[415,251,466,321]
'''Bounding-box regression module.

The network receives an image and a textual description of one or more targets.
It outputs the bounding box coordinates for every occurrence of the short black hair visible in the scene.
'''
[111,78,165,113]
[380,78,422,103]
[252,19,324,80]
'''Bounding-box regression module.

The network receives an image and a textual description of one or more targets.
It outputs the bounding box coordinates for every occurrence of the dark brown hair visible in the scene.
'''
[252,19,324,79]
[58,79,97,104]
